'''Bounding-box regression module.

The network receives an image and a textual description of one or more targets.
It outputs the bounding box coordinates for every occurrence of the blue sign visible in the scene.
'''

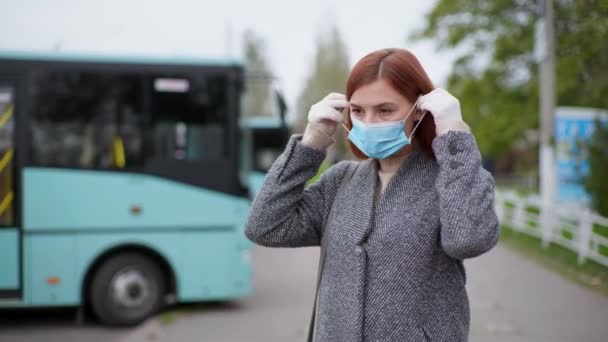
[554,107,608,203]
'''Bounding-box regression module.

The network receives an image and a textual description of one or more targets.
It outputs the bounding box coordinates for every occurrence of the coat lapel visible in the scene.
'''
[341,158,378,244]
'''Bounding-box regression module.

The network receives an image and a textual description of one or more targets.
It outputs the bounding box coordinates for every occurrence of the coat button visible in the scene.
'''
[448,142,460,155]
[450,160,464,170]
[355,246,363,254]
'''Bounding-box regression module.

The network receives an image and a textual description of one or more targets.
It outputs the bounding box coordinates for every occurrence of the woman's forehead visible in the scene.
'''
[350,79,411,107]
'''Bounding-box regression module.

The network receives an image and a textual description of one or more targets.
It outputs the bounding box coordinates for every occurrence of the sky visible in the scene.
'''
[0,0,455,122]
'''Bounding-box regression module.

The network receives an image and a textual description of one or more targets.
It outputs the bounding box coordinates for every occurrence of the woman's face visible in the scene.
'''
[349,79,423,135]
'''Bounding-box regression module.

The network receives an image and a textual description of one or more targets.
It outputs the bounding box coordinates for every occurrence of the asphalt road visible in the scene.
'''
[1,243,607,342]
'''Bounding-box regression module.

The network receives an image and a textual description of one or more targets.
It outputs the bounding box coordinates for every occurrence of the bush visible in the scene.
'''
[584,119,608,216]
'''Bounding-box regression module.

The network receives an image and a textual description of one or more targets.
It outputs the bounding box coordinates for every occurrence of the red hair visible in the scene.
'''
[345,48,436,160]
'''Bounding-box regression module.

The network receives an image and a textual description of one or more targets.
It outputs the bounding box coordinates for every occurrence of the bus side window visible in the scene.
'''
[30,72,144,169]
[149,76,227,161]
[0,87,14,226]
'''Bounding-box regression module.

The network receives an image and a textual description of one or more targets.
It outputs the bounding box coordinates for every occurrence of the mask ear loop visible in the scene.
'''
[408,95,427,138]
[338,107,351,133]
[408,110,427,138]
[401,95,422,122]
[340,121,351,133]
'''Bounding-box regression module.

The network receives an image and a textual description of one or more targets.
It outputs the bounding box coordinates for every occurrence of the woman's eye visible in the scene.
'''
[380,109,393,115]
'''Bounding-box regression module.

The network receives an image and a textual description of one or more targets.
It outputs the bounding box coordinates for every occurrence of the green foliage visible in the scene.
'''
[296,26,350,158]
[584,119,608,216]
[411,0,608,159]
[296,26,350,128]
[241,30,275,117]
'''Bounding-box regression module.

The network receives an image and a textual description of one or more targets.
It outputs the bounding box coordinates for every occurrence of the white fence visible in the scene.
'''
[495,190,608,267]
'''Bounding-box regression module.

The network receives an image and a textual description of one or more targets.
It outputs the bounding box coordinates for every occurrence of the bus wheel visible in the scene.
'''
[90,252,166,326]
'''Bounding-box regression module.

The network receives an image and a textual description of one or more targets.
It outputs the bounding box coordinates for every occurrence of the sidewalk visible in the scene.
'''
[467,244,608,342]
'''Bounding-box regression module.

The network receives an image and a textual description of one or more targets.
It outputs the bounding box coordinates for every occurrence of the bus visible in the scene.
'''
[0,50,288,325]
[240,97,290,195]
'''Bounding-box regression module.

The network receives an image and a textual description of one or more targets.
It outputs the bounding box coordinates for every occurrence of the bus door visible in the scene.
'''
[0,82,20,298]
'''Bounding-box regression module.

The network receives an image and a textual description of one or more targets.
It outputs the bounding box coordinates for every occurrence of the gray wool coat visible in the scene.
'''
[245,130,499,342]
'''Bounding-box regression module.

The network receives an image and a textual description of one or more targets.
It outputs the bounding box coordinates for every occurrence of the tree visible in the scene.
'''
[241,30,276,117]
[410,0,608,167]
[584,119,608,216]
[296,26,350,160]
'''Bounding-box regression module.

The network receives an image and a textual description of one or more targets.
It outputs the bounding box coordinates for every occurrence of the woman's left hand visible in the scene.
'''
[418,88,471,136]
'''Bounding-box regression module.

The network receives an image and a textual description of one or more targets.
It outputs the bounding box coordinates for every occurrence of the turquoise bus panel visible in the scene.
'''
[14,167,253,307]
[0,229,19,289]
[22,230,251,306]
[25,233,78,305]
[248,171,268,198]
[24,168,249,232]
[239,116,284,129]
[0,50,243,68]
[178,230,251,301]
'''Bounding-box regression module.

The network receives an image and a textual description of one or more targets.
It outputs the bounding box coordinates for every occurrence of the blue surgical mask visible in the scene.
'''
[342,97,425,159]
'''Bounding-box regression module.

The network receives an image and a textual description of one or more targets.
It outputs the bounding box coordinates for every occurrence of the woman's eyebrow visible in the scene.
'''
[374,102,398,107]
[349,102,397,108]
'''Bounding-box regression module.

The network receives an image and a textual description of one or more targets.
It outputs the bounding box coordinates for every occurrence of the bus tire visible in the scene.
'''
[90,252,165,326]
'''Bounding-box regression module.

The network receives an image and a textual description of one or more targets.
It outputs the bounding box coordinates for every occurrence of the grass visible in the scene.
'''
[499,225,608,297]
[495,185,537,197]
[594,223,608,257]
[158,311,178,325]
[157,301,239,326]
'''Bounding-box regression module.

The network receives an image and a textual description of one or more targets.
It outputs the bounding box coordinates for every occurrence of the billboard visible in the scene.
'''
[554,107,608,203]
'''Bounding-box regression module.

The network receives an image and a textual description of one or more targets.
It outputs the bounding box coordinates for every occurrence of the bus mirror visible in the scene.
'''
[274,90,287,126]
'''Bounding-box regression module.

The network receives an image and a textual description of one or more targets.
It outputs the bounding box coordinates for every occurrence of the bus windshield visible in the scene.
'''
[240,74,289,174]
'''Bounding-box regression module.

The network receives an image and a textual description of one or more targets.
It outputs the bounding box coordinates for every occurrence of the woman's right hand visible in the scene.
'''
[302,93,348,149]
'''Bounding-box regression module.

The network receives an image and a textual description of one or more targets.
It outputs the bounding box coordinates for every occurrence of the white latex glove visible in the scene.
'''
[418,88,470,135]
[308,93,347,129]
[302,93,348,148]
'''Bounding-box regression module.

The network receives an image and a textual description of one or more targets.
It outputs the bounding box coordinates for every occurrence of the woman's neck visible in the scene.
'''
[378,145,417,174]
[376,149,413,196]
[378,153,409,175]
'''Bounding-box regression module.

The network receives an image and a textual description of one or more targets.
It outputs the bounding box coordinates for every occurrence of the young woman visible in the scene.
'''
[245,48,499,341]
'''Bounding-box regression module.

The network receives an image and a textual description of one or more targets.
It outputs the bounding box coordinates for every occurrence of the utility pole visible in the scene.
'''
[536,0,556,247]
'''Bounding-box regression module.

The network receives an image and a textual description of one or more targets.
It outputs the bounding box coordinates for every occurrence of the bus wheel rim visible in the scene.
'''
[109,268,151,309]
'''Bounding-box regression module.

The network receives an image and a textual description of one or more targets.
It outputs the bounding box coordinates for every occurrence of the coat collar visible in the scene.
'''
[343,147,436,244]
[336,157,373,243]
